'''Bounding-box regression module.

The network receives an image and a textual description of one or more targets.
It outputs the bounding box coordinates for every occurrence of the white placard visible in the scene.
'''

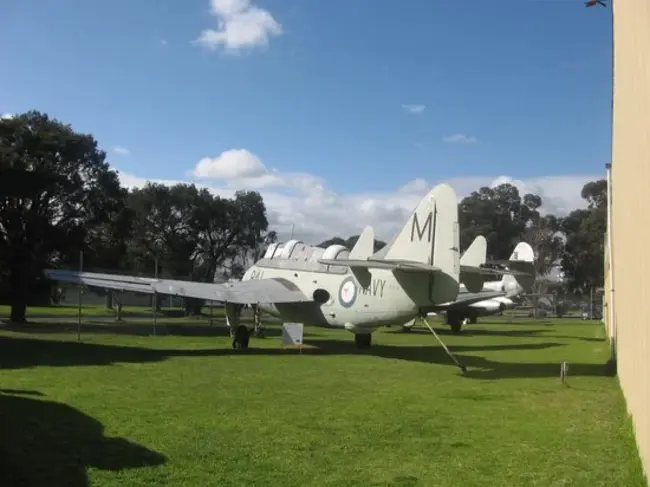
[282,322,304,346]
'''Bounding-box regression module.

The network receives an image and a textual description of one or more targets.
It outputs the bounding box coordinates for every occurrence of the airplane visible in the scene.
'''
[44,183,533,353]
[400,238,535,333]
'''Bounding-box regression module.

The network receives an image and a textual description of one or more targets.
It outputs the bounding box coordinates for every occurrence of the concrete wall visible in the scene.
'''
[610,0,650,480]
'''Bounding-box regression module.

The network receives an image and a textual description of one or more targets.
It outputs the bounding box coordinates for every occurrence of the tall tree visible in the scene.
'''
[560,179,607,293]
[0,111,125,322]
[194,190,270,283]
[458,183,540,259]
[126,182,202,279]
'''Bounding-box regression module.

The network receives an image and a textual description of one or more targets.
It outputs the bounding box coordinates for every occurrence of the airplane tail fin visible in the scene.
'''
[489,242,536,296]
[459,236,487,267]
[459,235,487,293]
[375,183,460,302]
[349,226,374,259]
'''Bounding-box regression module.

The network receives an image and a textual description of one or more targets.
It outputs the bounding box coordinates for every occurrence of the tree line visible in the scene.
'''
[0,111,606,323]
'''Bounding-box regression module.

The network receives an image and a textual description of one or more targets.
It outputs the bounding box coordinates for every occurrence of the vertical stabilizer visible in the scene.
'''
[379,183,460,305]
[459,235,487,293]
[350,226,374,259]
[502,242,536,296]
[460,235,487,267]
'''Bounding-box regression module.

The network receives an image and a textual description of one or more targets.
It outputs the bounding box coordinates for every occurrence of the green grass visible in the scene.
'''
[0,312,645,486]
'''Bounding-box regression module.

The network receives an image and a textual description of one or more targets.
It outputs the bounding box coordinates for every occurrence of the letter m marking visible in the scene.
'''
[410,212,433,242]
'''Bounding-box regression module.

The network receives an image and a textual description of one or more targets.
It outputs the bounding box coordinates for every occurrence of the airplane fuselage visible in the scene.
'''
[242,263,420,332]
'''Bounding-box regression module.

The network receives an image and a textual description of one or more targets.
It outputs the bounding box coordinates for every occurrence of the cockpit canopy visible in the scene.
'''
[262,239,350,263]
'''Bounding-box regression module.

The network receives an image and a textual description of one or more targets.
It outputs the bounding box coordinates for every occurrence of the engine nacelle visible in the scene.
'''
[469,299,502,313]
[492,296,514,307]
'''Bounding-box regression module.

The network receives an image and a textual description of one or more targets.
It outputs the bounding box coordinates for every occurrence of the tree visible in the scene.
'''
[126,183,202,279]
[0,111,126,323]
[194,190,271,284]
[458,183,540,259]
[522,214,564,295]
[560,179,607,293]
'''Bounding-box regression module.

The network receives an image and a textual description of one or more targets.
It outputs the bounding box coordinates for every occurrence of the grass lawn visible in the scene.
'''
[0,312,645,486]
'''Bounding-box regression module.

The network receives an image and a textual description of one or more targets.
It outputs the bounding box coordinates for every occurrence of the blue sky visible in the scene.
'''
[0,0,613,241]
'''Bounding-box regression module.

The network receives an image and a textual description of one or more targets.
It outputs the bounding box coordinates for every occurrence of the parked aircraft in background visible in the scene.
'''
[401,239,535,333]
[45,183,532,351]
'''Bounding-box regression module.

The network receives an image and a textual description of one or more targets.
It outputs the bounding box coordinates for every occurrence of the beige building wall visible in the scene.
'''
[610,0,650,480]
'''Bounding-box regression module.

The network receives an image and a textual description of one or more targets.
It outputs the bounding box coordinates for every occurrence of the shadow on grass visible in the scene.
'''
[0,319,299,339]
[387,327,607,343]
[0,389,166,487]
[0,335,613,380]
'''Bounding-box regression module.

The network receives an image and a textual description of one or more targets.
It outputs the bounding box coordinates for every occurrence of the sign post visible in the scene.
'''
[282,322,304,353]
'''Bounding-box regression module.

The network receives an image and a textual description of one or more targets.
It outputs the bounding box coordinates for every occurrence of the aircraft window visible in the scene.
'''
[337,250,350,260]
[322,244,348,260]
[291,243,310,261]
[281,239,303,259]
[271,243,285,259]
[264,242,281,259]
[309,247,325,262]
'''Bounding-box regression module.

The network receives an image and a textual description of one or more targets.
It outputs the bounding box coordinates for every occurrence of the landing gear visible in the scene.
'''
[354,333,372,349]
[226,303,250,350]
[252,305,265,338]
[446,311,463,334]
[232,325,250,350]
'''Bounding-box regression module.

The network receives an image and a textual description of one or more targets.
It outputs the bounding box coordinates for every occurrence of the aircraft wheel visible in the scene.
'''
[469,315,477,325]
[232,325,250,350]
[449,322,462,333]
[354,333,372,349]
[446,311,463,333]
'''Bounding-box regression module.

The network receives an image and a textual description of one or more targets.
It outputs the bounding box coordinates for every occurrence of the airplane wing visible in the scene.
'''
[44,269,312,304]
[432,291,507,311]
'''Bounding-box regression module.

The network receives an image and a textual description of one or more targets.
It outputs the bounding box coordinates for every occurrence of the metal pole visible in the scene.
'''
[590,287,594,320]
[77,250,83,341]
[153,256,158,336]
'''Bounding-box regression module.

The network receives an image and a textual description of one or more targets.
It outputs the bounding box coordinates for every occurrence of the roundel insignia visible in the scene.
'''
[338,277,357,308]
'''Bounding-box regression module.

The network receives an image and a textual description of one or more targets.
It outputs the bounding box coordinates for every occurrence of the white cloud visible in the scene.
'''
[193,0,282,53]
[402,104,425,114]
[116,151,601,245]
[443,133,478,144]
[1,113,14,119]
[112,146,131,156]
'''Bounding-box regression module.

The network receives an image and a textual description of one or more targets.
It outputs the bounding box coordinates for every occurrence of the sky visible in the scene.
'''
[0,0,613,243]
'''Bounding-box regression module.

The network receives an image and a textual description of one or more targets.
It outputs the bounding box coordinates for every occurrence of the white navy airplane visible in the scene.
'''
[45,184,533,350]
[401,237,536,333]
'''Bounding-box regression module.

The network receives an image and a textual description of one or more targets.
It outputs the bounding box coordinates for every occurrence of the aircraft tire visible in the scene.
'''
[469,315,477,324]
[449,322,462,333]
[354,333,372,349]
[232,325,250,350]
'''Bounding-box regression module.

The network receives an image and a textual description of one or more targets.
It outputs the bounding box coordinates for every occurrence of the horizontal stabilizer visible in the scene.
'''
[460,265,533,277]
[319,258,441,273]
